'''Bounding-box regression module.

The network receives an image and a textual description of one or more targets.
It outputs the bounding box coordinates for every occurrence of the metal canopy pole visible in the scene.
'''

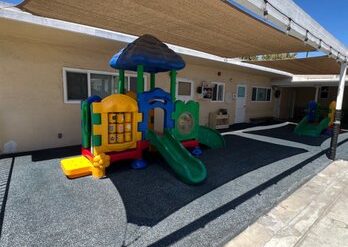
[329,62,347,160]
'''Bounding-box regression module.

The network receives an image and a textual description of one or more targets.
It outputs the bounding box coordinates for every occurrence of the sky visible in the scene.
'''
[0,0,21,4]
[293,0,348,47]
[2,0,348,47]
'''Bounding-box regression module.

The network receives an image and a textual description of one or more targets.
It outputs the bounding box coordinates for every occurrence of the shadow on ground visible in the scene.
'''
[218,120,282,133]
[246,124,330,146]
[107,135,306,226]
[31,145,81,162]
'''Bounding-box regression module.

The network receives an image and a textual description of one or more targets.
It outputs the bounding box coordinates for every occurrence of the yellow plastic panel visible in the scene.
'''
[92,94,142,154]
[61,156,92,179]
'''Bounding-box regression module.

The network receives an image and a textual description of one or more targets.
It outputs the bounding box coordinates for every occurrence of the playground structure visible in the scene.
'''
[61,35,225,184]
[294,100,336,137]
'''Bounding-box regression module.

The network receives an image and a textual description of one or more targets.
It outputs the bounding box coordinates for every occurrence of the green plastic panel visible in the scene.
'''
[90,104,102,147]
[197,126,225,149]
[91,112,101,125]
[294,116,330,137]
[171,100,199,141]
[92,135,102,146]
[147,129,207,184]
[81,100,91,148]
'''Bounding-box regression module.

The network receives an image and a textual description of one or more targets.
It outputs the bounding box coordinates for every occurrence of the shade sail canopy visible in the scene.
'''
[246,56,341,75]
[19,0,313,58]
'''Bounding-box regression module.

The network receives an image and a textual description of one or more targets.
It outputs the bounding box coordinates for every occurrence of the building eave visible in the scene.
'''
[0,6,293,78]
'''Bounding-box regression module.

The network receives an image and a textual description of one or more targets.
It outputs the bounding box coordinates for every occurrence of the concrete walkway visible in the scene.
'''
[225,160,348,247]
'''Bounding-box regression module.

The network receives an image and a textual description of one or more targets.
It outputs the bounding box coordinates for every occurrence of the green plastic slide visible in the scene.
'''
[197,126,226,149]
[294,117,330,137]
[147,130,207,184]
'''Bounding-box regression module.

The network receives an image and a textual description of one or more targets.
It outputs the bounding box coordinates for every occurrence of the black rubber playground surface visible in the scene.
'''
[107,135,306,226]
[1,125,348,247]
[246,124,330,146]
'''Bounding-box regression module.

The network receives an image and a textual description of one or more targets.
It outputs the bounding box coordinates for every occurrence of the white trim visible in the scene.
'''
[63,67,118,76]
[176,77,194,102]
[251,86,272,103]
[273,74,348,88]
[87,72,92,98]
[210,82,225,103]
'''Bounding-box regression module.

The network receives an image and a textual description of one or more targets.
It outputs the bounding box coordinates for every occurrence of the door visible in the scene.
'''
[235,85,247,123]
[273,88,281,119]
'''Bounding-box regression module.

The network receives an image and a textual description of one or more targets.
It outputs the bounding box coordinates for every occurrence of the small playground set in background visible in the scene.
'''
[61,35,225,184]
[294,100,336,137]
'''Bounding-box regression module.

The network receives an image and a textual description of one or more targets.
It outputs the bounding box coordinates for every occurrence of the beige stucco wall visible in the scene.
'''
[155,63,274,129]
[0,36,118,153]
[0,20,276,153]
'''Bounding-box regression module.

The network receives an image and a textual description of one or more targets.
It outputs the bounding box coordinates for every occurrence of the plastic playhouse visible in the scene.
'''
[61,34,225,184]
[294,100,336,137]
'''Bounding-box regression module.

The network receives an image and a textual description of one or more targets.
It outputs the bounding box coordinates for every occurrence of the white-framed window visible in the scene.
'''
[211,82,225,102]
[63,67,147,103]
[176,78,194,102]
[251,87,272,102]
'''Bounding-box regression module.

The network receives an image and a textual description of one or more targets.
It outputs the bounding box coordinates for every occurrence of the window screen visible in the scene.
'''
[218,84,224,101]
[212,84,218,101]
[91,73,114,98]
[211,83,225,102]
[252,87,272,102]
[64,69,146,103]
[266,88,271,101]
[257,88,267,101]
[66,71,88,100]
[178,81,192,96]
[128,76,137,93]
[252,88,257,101]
